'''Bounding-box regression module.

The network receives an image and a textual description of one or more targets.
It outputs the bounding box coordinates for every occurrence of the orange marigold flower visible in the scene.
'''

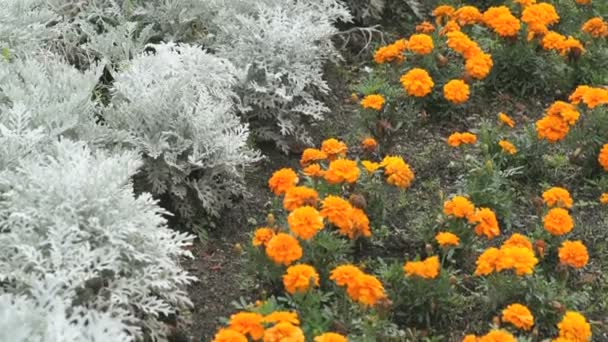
[469,207,500,239]
[601,193,608,204]
[253,227,275,247]
[541,31,567,51]
[302,163,325,178]
[346,273,386,306]
[300,148,327,166]
[543,208,574,235]
[444,196,475,219]
[582,17,608,38]
[433,5,455,25]
[268,168,299,195]
[465,53,493,80]
[361,137,378,151]
[499,140,517,155]
[213,328,248,342]
[314,332,348,342]
[400,68,434,97]
[560,36,585,56]
[542,187,573,209]
[575,0,591,4]
[547,101,580,126]
[324,159,360,184]
[283,264,320,294]
[502,303,535,331]
[416,21,436,33]
[263,322,305,342]
[287,206,324,240]
[229,312,265,340]
[463,335,478,342]
[569,85,591,105]
[440,20,461,35]
[582,87,608,109]
[557,311,592,342]
[360,94,385,111]
[284,186,319,212]
[496,246,538,276]
[503,233,533,250]
[454,6,482,26]
[380,155,415,189]
[446,31,483,59]
[262,311,300,325]
[404,255,441,279]
[479,330,517,342]
[361,160,380,173]
[373,39,408,64]
[321,195,354,231]
[483,6,521,37]
[521,3,560,38]
[498,112,515,128]
[408,34,434,55]
[348,207,372,239]
[536,115,569,142]
[436,231,460,247]
[265,233,303,266]
[321,138,348,160]
[447,132,477,147]
[331,264,364,286]
[443,79,470,104]
[558,240,589,269]
[475,247,501,276]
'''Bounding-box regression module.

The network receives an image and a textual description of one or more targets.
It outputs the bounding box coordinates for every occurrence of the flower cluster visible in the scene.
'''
[373,39,407,64]
[475,238,539,276]
[403,255,441,279]
[447,132,478,147]
[330,264,387,306]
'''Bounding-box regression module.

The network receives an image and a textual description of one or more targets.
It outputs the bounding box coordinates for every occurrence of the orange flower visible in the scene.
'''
[346,273,386,306]
[374,39,408,64]
[569,85,591,105]
[360,94,385,110]
[300,148,327,166]
[265,233,303,265]
[330,264,364,287]
[503,233,533,250]
[557,311,591,342]
[475,247,501,276]
[443,79,470,104]
[302,163,325,178]
[502,303,534,331]
[432,5,455,25]
[542,187,573,209]
[321,138,348,160]
[321,196,354,232]
[582,17,608,38]
[229,312,265,340]
[400,68,434,97]
[262,312,300,325]
[436,232,460,247]
[447,132,477,147]
[469,207,500,239]
[361,160,380,173]
[324,159,360,184]
[408,34,434,55]
[499,140,517,155]
[541,31,567,51]
[558,240,589,269]
[440,20,461,35]
[543,208,574,235]
[268,168,299,195]
[284,186,319,212]
[536,115,569,142]
[521,3,560,39]
[498,112,515,128]
[601,193,608,204]
[496,246,538,276]
[561,36,585,56]
[263,322,305,342]
[380,156,415,189]
[314,333,348,342]
[453,6,482,25]
[287,206,324,240]
[446,31,482,59]
[253,227,275,247]
[582,87,608,109]
[483,6,521,37]
[575,0,591,4]
[361,137,378,151]
[404,255,440,279]
[213,328,248,342]
[348,207,371,239]
[547,101,580,126]
[283,264,320,294]
[416,21,435,33]
[443,196,475,219]
[465,53,493,80]
[463,335,478,342]
[479,330,517,342]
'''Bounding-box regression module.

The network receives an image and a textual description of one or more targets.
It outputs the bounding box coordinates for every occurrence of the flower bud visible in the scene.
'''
[267,213,276,226]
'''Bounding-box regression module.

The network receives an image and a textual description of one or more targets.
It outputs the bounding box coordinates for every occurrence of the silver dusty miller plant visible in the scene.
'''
[103,43,261,229]
[0,139,195,342]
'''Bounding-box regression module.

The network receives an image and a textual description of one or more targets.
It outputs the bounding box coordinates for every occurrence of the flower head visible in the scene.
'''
[361,160,380,173]
[269,168,299,195]
[479,330,517,342]
[499,140,517,155]
[547,101,580,126]
[315,333,348,342]
[498,112,515,128]
[503,233,533,250]
[446,31,482,59]
[496,246,539,276]
[557,311,591,342]
[321,196,354,232]
[265,233,303,265]
[453,6,482,26]
[263,322,305,342]
[253,227,275,247]
[502,303,534,331]
[447,132,477,147]
[283,264,320,294]
[521,3,560,38]
[321,138,348,160]
[483,6,521,37]
[436,232,460,247]
[346,273,386,306]
[374,39,408,64]
[229,312,265,340]
[469,207,500,239]
[542,187,573,208]
[475,247,501,276]
[581,87,608,109]
[558,240,589,269]
[536,115,569,142]
[331,264,364,287]
[380,156,415,189]
[408,34,434,55]
[433,5,455,25]
[300,148,327,166]
[582,17,608,38]
[361,137,378,151]
[444,196,475,219]
[324,159,360,184]
[361,94,385,110]
[284,186,319,212]
[404,255,440,279]
[400,68,434,97]
[303,163,325,178]
[465,53,493,80]
[213,329,248,342]
[601,193,608,204]
[416,21,436,33]
[543,208,574,235]
[288,206,324,240]
[444,79,470,104]
[263,312,300,325]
